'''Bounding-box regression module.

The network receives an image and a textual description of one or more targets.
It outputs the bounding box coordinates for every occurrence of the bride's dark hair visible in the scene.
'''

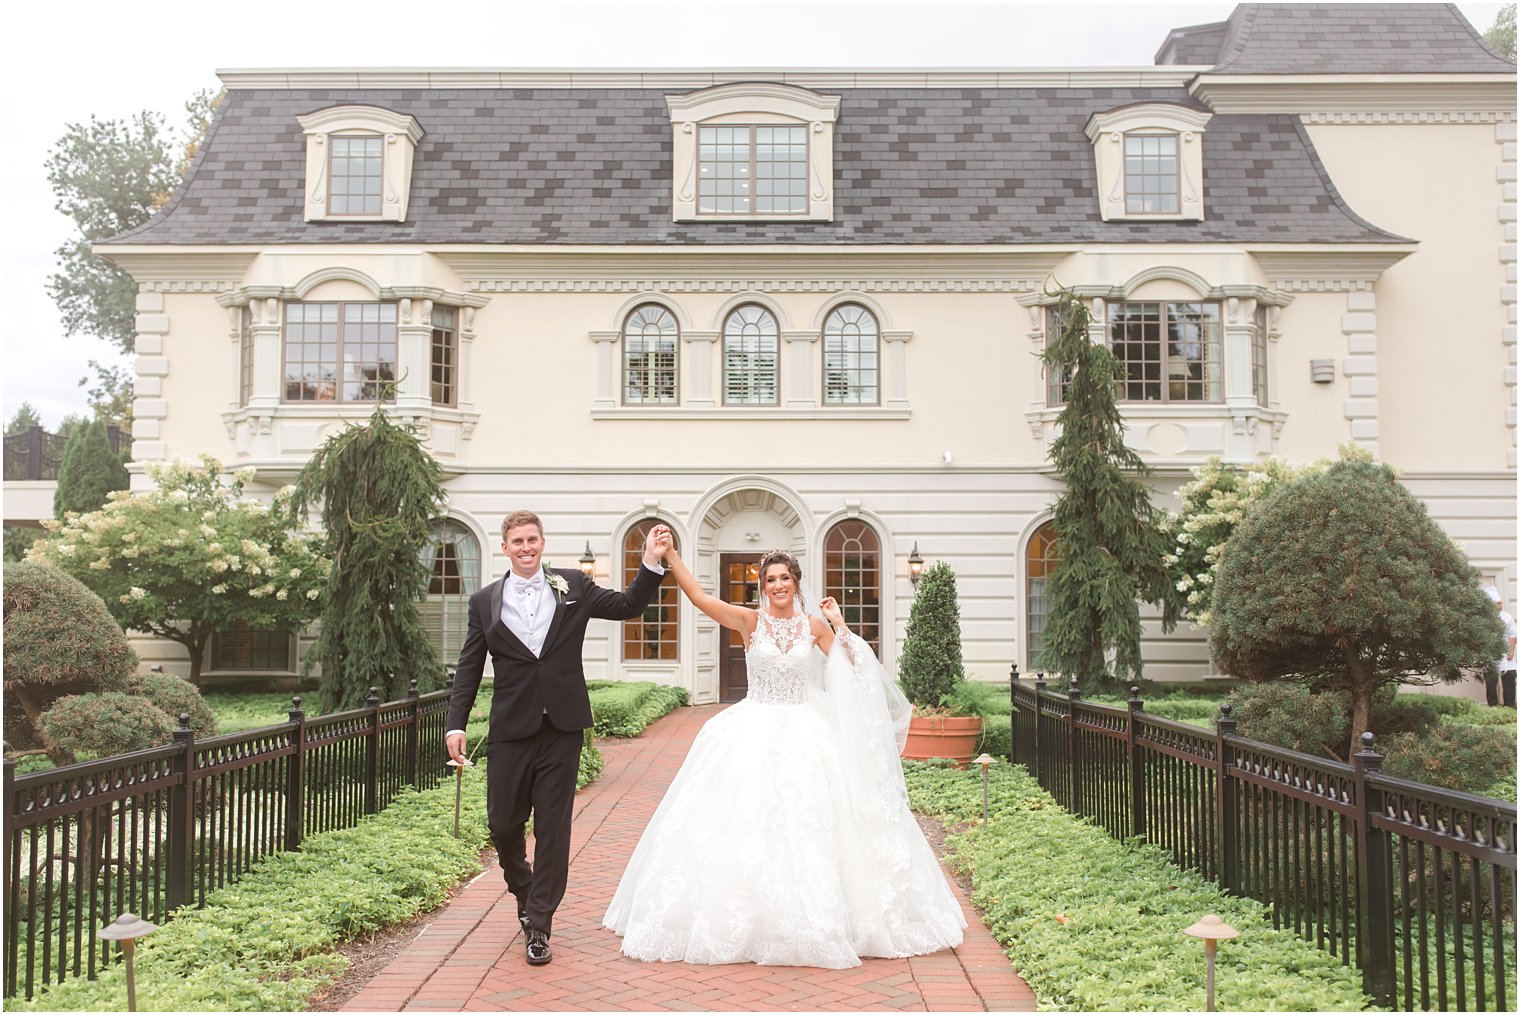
[757,549,804,608]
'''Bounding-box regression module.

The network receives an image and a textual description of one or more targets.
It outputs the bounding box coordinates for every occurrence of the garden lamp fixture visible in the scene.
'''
[579,541,596,578]
[97,912,158,1011]
[446,757,473,837]
[1183,914,1239,1012]
[974,753,996,830]
[908,543,924,587]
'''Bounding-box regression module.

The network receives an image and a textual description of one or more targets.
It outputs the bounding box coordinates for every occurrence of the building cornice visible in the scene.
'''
[1248,246,1416,292]
[1189,74,1516,115]
[216,67,1209,91]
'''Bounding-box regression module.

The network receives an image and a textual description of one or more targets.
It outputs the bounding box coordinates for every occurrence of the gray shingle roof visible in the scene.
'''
[104,86,1405,248]
[1155,21,1230,66]
[1209,3,1515,74]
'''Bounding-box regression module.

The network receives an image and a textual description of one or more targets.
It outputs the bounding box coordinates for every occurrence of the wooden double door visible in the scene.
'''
[718,553,761,703]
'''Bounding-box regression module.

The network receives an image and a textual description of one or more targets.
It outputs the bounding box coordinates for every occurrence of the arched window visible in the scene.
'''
[624,521,680,661]
[824,520,881,656]
[1026,521,1061,669]
[722,305,779,405]
[420,519,482,663]
[623,304,679,405]
[822,305,880,405]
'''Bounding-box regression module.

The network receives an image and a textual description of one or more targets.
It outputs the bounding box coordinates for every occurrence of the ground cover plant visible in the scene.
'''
[586,680,688,737]
[10,781,492,1013]
[904,761,1375,1012]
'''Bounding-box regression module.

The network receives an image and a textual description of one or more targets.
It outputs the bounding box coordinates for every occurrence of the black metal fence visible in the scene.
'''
[1011,674,1517,1011]
[2,684,450,1001]
[2,425,132,483]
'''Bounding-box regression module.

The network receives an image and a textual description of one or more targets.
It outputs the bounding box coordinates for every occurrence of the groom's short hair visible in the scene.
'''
[501,510,544,540]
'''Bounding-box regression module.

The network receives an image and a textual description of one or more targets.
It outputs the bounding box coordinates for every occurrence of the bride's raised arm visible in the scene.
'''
[660,541,757,637]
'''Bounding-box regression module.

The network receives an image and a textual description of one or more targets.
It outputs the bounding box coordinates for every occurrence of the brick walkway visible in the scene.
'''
[343,706,1036,1012]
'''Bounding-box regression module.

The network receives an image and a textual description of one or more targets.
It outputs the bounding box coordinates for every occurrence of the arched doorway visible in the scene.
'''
[692,484,807,703]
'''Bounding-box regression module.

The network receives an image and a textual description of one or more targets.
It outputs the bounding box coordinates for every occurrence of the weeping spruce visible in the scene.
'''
[1037,291,1171,691]
[291,406,445,712]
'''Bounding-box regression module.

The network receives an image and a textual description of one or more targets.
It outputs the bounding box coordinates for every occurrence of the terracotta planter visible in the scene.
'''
[901,714,984,768]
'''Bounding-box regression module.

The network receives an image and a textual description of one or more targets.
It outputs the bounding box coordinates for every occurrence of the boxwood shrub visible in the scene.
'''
[586,680,688,737]
[904,761,1375,1012]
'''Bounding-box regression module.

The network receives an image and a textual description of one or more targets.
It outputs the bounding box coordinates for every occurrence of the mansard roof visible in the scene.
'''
[1172,3,1515,74]
[105,84,1403,248]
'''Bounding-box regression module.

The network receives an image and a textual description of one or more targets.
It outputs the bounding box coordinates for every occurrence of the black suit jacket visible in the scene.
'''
[446,564,665,741]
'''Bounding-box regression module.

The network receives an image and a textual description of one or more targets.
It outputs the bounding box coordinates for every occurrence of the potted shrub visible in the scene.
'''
[899,560,981,766]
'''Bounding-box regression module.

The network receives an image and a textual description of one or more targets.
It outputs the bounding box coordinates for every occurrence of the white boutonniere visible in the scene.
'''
[545,571,570,596]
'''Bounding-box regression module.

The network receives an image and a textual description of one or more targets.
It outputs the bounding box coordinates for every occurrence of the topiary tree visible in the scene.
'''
[53,418,129,518]
[3,561,218,766]
[899,561,966,711]
[1210,457,1506,756]
[1038,290,1172,690]
[290,405,445,712]
[1160,447,1371,628]
[4,560,137,763]
[28,455,327,683]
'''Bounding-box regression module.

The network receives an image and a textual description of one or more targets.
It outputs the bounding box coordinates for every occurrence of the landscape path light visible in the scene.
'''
[1183,913,1239,1012]
[446,756,474,837]
[97,912,157,1011]
[973,753,996,830]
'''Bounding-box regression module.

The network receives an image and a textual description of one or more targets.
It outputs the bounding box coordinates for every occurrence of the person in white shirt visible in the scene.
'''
[1484,586,1516,708]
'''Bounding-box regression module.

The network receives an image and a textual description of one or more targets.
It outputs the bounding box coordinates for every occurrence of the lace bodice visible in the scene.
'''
[745,610,814,705]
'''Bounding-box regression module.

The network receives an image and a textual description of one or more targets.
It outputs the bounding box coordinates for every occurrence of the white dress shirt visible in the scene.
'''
[502,569,556,657]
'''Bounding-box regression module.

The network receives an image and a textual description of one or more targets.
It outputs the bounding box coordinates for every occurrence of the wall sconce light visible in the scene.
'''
[579,541,596,578]
[1310,359,1335,384]
[908,542,925,586]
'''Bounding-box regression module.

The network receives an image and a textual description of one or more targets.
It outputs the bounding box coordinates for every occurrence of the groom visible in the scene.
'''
[447,511,667,965]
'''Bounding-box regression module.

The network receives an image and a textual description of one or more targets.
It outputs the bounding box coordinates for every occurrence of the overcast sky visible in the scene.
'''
[0,0,1505,430]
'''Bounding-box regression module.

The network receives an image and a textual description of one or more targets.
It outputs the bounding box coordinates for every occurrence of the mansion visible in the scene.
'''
[98,3,1518,702]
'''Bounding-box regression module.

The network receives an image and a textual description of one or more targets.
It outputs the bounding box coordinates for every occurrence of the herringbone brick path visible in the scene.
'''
[343,705,1036,1012]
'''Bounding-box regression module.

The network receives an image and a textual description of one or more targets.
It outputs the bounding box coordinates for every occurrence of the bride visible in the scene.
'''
[602,529,965,968]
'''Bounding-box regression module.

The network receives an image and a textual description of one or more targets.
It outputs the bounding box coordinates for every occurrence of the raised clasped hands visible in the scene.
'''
[645,524,674,566]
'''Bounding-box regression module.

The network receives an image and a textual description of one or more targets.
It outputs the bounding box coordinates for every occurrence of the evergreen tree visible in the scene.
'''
[291,406,446,712]
[5,402,42,435]
[1210,457,1506,756]
[1037,291,1171,690]
[53,418,130,518]
[899,561,966,710]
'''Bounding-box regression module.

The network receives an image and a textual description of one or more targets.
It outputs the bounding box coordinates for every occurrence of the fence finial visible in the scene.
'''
[1353,731,1383,772]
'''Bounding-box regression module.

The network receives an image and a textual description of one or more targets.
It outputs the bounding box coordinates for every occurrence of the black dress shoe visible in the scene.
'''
[525,929,552,965]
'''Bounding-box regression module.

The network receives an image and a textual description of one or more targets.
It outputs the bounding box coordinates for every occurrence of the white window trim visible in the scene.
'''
[1083,103,1211,223]
[216,280,486,458]
[298,105,425,223]
[666,82,841,223]
[1018,280,1291,464]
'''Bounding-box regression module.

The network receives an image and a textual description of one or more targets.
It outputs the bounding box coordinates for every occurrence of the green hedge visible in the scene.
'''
[13,782,492,1012]
[586,680,688,737]
[904,762,1374,1012]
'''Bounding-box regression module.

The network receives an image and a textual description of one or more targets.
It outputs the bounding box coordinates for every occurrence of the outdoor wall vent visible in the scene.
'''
[1310,359,1335,384]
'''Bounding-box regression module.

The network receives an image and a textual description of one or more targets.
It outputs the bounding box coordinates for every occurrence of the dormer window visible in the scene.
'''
[667,83,840,222]
[297,105,424,223]
[1084,103,1210,222]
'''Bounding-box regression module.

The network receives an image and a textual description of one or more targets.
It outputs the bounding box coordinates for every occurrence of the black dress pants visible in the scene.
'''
[485,716,584,937]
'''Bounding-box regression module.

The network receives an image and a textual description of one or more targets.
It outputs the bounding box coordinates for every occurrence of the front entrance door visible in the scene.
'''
[718,553,760,703]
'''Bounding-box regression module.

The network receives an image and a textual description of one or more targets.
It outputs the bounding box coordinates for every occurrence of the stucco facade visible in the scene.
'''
[98,5,1517,701]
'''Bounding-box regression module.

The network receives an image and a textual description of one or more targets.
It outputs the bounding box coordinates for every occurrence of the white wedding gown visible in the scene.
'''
[602,610,966,968]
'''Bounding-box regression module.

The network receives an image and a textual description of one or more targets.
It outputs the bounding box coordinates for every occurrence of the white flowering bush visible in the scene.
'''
[1159,447,1373,627]
[27,455,328,681]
